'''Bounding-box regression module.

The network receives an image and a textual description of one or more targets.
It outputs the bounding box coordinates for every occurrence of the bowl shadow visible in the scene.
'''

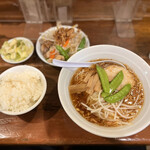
[42,77,61,121]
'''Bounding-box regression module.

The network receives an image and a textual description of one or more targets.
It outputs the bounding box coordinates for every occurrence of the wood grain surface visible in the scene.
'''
[0,0,150,22]
[0,19,149,145]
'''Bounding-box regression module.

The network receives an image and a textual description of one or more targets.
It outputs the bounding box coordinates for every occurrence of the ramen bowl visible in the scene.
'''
[58,45,150,138]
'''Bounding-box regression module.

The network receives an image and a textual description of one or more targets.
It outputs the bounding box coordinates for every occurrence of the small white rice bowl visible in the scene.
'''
[0,65,47,115]
[58,45,150,138]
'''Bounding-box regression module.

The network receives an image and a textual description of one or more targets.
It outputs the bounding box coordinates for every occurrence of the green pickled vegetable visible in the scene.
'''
[17,40,22,47]
[104,84,131,103]
[56,45,69,60]
[0,39,33,62]
[77,37,86,51]
[101,71,124,98]
[96,65,110,93]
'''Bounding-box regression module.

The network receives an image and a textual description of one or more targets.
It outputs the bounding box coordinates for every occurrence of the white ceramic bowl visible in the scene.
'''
[0,65,47,115]
[1,37,34,64]
[36,25,90,66]
[58,45,150,138]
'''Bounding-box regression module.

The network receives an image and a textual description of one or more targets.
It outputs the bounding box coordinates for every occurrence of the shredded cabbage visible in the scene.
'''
[0,39,33,62]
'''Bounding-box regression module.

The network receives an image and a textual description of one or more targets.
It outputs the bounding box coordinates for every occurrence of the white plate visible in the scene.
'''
[36,25,90,66]
[58,45,150,138]
[1,37,34,64]
[0,65,47,115]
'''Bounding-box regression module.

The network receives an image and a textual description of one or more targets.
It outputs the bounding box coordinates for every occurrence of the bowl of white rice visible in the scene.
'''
[0,65,47,115]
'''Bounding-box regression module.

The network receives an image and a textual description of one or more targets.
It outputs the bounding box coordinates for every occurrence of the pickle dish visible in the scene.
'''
[0,37,34,64]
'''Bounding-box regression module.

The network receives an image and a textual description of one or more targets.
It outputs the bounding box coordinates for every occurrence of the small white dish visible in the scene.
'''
[1,37,34,64]
[36,25,90,66]
[58,45,150,138]
[0,65,47,115]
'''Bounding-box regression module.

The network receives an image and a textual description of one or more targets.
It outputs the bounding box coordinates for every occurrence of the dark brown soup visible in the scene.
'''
[69,59,144,127]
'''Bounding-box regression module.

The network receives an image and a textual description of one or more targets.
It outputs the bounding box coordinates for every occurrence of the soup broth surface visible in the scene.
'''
[69,59,144,127]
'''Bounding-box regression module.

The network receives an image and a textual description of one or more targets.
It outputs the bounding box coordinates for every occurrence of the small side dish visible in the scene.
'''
[0,37,34,64]
[36,24,89,65]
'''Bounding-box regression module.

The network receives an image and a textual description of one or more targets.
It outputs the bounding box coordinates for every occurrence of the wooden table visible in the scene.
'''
[0,19,150,145]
